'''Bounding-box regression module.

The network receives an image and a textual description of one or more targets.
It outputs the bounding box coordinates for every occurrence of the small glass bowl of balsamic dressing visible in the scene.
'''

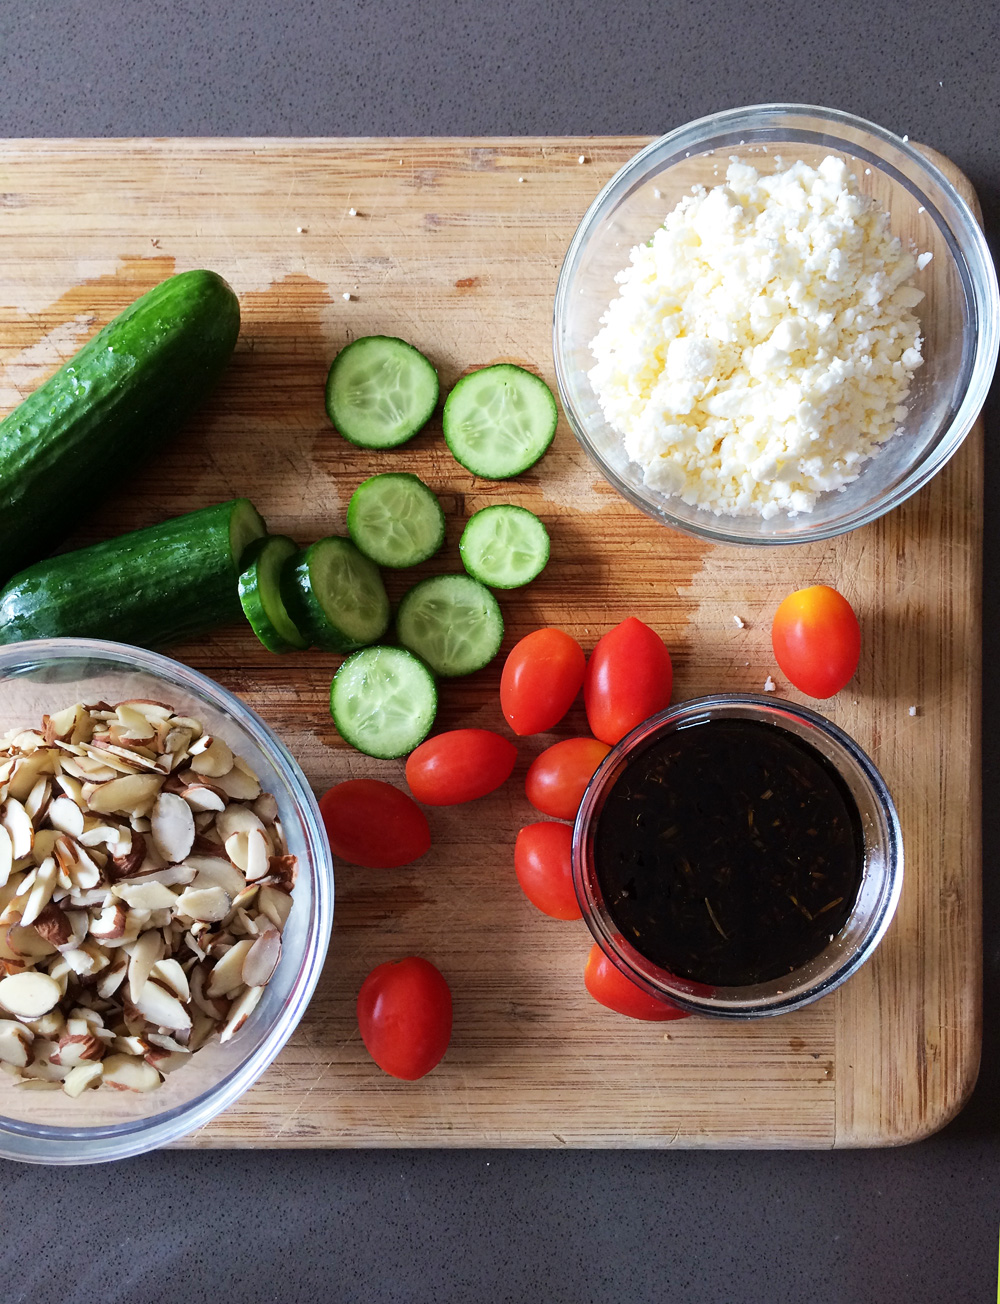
[572,696,902,1018]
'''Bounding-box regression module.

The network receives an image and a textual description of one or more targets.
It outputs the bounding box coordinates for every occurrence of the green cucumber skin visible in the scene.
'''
[0,270,241,585]
[0,498,263,649]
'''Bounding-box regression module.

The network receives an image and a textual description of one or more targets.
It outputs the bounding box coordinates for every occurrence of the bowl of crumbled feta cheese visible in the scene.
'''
[553,104,999,544]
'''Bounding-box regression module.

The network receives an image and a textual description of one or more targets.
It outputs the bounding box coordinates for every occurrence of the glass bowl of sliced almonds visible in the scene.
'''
[0,638,333,1163]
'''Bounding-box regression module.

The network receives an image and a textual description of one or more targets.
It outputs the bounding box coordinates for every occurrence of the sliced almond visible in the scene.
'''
[266,856,298,893]
[0,1019,34,1068]
[31,901,73,949]
[0,825,12,890]
[219,985,263,1043]
[244,829,270,882]
[31,828,59,867]
[86,773,164,816]
[206,939,254,997]
[175,885,231,923]
[252,792,279,825]
[0,971,61,1019]
[127,929,163,1003]
[47,795,86,837]
[114,880,177,912]
[242,928,281,987]
[151,958,190,1002]
[101,1053,161,1092]
[89,900,128,942]
[180,784,227,814]
[133,980,192,1031]
[150,791,195,864]
[214,765,261,801]
[187,858,244,898]
[24,776,51,823]
[106,829,146,880]
[216,805,265,842]
[51,1032,104,1067]
[96,956,128,999]
[7,750,57,802]
[62,1060,104,1097]
[2,799,34,860]
[188,736,233,778]
[20,856,58,927]
[224,831,249,873]
[8,922,57,960]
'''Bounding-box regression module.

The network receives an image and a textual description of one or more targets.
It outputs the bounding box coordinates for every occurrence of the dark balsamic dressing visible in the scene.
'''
[593,718,864,987]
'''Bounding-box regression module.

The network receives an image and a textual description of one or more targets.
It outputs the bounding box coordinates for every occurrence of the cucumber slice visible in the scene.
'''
[239,535,309,653]
[330,646,438,758]
[395,574,504,678]
[459,504,550,589]
[325,336,439,449]
[442,364,558,479]
[282,537,390,653]
[347,473,446,569]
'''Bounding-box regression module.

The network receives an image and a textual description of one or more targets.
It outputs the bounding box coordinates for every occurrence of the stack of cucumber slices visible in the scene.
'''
[0,321,560,765]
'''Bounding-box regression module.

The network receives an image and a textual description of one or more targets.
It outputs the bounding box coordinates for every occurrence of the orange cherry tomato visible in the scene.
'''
[583,943,692,1022]
[500,628,587,736]
[524,736,612,821]
[514,822,581,919]
[771,584,861,699]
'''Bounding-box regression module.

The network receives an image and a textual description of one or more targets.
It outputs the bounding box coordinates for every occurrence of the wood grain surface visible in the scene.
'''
[0,138,981,1147]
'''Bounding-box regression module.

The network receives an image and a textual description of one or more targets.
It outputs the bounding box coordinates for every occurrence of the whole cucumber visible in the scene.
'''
[0,269,240,584]
[0,499,266,648]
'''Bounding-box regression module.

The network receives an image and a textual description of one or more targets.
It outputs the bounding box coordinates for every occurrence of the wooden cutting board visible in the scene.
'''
[0,138,981,1148]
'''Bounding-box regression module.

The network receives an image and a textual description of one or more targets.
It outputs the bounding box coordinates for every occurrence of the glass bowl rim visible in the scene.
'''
[0,637,334,1164]
[571,693,904,1018]
[552,101,1000,547]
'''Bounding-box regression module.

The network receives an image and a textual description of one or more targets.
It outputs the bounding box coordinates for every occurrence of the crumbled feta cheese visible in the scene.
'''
[342,292,352,301]
[764,676,776,692]
[732,615,746,628]
[348,207,357,216]
[578,155,587,164]
[908,705,918,716]
[588,156,927,518]
[917,251,933,270]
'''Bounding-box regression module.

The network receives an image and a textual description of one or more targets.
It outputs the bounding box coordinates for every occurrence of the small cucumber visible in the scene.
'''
[326,336,439,449]
[0,498,266,648]
[347,473,446,568]
[0,270,241,585]
[239,535,309,653]
[281,537,390,653]
[442,364,557,479]
[330,645,438,758]
[459,504,550,588]
[395,573,504,677]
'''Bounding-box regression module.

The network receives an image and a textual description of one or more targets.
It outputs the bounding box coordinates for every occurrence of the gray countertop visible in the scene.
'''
[1,1,999,1300]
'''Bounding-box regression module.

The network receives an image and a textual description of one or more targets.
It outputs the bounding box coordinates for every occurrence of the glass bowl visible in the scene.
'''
[553,103,999,545]
[0,639,334,1163]
[572,695,902,1017]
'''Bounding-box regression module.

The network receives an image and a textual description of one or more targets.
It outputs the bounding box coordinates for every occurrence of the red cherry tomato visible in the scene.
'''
[405,729,517,806]
[500,628,586,736]
[584,618,673,744]
[583,944,691,1022]
[356,956,453,1080]
[514,822,581,920]
[524,736,611,820]
[771,585,861,699]
[319,779,431,869]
